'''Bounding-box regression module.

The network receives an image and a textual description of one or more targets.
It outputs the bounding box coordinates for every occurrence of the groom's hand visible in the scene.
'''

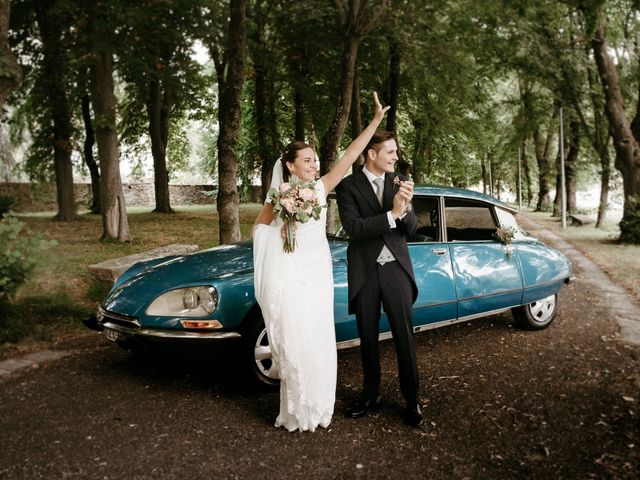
[391,181,414,219]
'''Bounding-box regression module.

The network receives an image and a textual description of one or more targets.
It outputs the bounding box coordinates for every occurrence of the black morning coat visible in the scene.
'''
[335,167,419,314]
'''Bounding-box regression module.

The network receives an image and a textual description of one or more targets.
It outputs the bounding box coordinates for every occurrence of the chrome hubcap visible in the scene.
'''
[254,328,280,380]
[528,294,556,324]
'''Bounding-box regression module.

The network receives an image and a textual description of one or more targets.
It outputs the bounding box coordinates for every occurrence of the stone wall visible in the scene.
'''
[0,183,262,212]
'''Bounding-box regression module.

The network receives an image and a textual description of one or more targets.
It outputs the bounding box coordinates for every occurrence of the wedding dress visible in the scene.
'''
[253,164,337,432]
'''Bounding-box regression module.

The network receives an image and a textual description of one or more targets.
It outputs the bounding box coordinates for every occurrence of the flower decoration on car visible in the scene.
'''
[493,225,517,245]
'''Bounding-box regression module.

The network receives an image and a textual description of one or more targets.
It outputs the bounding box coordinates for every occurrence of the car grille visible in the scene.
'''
[98,306,140,329]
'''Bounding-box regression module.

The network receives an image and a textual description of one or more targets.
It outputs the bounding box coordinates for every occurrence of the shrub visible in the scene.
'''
[0,195,15,219]
[619,197,640,244]
[0,214,56,299]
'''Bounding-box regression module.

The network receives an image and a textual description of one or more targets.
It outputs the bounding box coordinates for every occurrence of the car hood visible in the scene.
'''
[103,242,255,317]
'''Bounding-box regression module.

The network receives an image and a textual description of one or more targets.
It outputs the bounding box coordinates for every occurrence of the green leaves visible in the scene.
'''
[0,214,57,299]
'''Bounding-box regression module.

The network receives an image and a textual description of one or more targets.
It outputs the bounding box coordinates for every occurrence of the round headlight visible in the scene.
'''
[183,289,200,310]
[146,286,218,317]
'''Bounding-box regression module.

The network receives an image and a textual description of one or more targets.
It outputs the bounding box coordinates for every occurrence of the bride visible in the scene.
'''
[252,92,389,432]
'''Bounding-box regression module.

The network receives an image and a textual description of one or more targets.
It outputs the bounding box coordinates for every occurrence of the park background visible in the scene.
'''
[0,0,639,349]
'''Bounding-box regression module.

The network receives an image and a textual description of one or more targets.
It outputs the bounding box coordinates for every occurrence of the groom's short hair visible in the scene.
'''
[365,129,396,159]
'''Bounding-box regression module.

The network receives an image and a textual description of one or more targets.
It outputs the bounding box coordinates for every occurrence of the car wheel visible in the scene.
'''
[511,293,558,330]
[243,313,280,388]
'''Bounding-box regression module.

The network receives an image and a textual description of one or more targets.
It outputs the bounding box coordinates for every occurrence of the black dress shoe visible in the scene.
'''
[346,395,382,418]
[404,404,424,428]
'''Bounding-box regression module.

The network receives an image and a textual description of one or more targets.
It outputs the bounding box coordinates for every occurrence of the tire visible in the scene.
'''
[242,313,280,388]
[511,293,558,330]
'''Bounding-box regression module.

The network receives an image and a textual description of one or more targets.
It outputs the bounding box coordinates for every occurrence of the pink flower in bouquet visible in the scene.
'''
[298,187,315,202]
[281,197,296,213]
[280,182,291,192]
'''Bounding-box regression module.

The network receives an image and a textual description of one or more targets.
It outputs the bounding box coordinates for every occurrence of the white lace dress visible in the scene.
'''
[253,179,337,432]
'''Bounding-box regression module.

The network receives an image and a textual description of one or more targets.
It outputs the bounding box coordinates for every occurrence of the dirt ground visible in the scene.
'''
[0,217,638,479]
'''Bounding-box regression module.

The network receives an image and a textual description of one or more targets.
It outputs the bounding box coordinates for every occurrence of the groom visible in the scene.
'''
[335,129,423,428]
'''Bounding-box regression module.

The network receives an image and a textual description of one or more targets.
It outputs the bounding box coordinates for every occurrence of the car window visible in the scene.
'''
[408,196,440,243]
[326,194,441,242]
[444,198,497,241]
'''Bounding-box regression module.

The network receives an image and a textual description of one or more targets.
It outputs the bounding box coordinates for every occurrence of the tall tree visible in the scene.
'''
[318,0,387,174]
[208,0,247,244]
[119,0,207,213]
[80,91,100,213]
[590,9,640,242]
[34,0,77,221]
[533,108,557,212]
[86,0,130,241]
[249,0,281,201]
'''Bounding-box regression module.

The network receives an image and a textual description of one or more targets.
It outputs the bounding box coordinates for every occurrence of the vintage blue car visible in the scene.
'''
[84,186,572,386]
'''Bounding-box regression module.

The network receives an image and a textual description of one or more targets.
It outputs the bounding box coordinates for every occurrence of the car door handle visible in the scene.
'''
[432,248,447,256]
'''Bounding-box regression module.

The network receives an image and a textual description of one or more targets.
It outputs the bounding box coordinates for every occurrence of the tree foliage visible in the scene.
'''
[6,0,640,241]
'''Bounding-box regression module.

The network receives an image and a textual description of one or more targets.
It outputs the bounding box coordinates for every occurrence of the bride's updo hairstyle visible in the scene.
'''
[281,141,313,182]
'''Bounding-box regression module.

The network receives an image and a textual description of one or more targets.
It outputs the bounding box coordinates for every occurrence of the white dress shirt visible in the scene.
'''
[362,166,397,229]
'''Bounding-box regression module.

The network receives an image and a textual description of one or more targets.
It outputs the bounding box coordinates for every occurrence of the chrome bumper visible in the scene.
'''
[89,306,242,341]
[101,320,242,340]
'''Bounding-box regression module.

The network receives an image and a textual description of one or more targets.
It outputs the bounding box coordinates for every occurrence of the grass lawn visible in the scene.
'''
[0,204,263,354]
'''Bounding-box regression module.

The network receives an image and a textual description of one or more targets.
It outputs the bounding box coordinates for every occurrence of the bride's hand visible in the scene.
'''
[373,91,390,123]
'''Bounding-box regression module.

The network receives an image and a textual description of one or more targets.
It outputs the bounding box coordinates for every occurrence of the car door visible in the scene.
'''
[408,196,457,326]
[325,200,361,345]
[444,197,524,319]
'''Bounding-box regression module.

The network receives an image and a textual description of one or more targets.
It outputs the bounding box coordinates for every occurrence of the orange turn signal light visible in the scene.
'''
[180,320,223,329]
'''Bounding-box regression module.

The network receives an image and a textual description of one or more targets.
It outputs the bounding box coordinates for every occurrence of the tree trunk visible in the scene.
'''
[552,146,562,217]
[533,109,556,212]
[81,93,100,214]
[251,9,280,201]
[596,145,611,228]
[520,137,533,207]
[319,0,387,173]
[583,46,612,228]
[0,0,21,111]
[350,65,364,166]
[386,35,400,137]
[481,154,487,194]
[294,91,305,141]
[592,20,640,243]
[565,118,579,214]
[319,34,360,174]
[146,76,173,213]
[89,9,130,242]
[216,0,247,244]
[35,0,77,221]
[410,119,428,183]
[255,59,275,201]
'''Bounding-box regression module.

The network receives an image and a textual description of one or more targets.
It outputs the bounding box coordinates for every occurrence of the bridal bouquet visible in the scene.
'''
[268,175,325,253]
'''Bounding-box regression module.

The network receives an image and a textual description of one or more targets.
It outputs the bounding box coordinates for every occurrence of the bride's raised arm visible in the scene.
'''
[321,92,390,193]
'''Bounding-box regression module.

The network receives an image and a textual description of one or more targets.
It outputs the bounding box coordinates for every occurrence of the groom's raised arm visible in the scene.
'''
[336,178,392,241]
